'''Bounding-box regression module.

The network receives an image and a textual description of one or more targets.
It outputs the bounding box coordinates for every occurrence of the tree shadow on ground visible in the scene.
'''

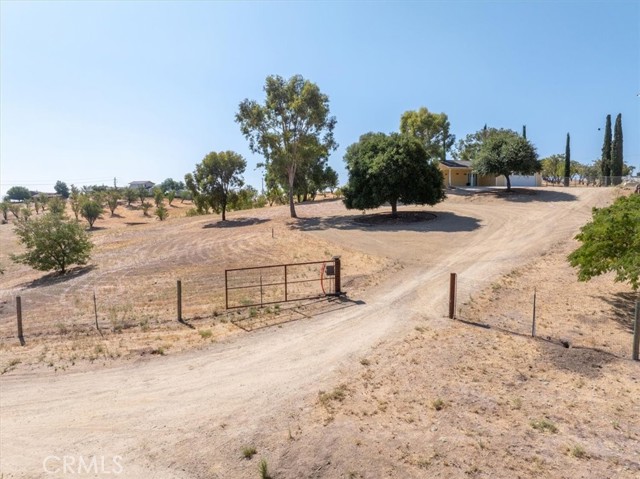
[291,211,481,233]
[24,265,96,289]
[449,188,578,203]
[595,292,639,333]
[203,217,271,228]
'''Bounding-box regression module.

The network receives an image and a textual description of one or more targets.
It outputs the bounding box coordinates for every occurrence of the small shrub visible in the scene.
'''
[241,446,257,459]
[360,358,370,366]
[185,208,200,217]
[199,329,213,339]
[155,204,169,221]
[151,347,165,356]
[530,418,558,433]
[141,202,153,217]
[258,458,271,479]
[432,398,445,411]
[319,384,348,408]
[569,444,587,459]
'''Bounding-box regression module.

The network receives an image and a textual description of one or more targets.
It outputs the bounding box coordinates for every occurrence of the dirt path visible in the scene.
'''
[0,188,615,478]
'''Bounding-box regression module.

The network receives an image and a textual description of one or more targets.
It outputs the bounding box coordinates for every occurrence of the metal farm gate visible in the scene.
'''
[224,257,341,309]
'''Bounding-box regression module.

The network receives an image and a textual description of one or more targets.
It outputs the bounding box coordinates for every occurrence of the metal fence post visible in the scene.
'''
[177,280,182,322]
[333,256,341,296]
[449,273,457,319]
[633,301,640,361]
[16,296,25,346]
[532,288,537,337]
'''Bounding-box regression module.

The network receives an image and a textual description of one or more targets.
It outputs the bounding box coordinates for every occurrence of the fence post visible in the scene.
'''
[177,280,183,322]
[531,288,537,337]
[633,301,640,361]
[333,256,341,296]
[284,265,288,302]
[448,273,457,319]
[16,296,25,346]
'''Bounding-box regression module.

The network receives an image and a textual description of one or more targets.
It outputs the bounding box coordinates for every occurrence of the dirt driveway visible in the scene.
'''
[0,188,615,478]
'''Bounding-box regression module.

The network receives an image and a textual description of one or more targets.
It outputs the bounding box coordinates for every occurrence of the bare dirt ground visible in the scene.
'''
[1,187,638,478]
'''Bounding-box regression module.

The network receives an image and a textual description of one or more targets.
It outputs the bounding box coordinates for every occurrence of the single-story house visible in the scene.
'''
[438,160,542,188]
[128,181,155,191]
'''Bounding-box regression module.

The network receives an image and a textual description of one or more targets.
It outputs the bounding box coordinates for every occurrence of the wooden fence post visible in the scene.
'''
[177,280,183,322]
[633,301,640,361]
[449,273,457,319]
[16,296,25,346]
[333,256,341,296]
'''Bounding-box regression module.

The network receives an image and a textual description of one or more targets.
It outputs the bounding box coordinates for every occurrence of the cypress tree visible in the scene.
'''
[601,114,612,184]
[522,125,527,139]
[564,133,571,187]
[611,113,623,185]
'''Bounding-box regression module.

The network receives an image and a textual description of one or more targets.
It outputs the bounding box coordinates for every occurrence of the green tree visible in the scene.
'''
[81,200,103,229]
[601,114,612,181]
[237,74,337,218]
[568,194,640,290]
[48,197,66,216]
[141,201,153,216]
[106,190,120,216]
[611,113,623,185]
[324,166,339,194]
[155,204,169,221]
[137,186,148,205]
[185,150,247,221]
[37,193,49,211]
[167,190,176,205]
[564,133,571,187]
[400,107,455,162]
[159,178,185,193]
[11,213,93,274]
[0,202,9,221]
[69,190,83,220]
[54,181,70,199]
[4,186,32,202]
[452,126,500,162]
[153,187,164,207]
[540,154,564,183]
[522,125,527,139]
[343,132,445,217]
[472,129,540,191]
[123,187,137,207]
[8,204,20,219]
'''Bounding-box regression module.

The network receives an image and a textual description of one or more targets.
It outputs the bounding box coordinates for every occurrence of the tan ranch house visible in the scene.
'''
[438,160,542,188]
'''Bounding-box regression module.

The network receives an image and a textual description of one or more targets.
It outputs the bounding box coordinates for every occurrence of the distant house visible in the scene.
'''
[438,160,541,188]
[128,181,155,191]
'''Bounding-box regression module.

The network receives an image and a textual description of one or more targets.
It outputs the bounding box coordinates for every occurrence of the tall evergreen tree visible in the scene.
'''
[601,114,612,184]
[611,113,623,185]
[522,125,527,139]
[564,133,571,186]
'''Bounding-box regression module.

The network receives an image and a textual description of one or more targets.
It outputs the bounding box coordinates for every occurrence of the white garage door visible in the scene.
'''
[510,175,537,186]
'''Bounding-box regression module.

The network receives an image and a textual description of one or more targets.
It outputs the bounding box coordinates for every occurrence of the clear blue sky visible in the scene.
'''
[1,1,638,196]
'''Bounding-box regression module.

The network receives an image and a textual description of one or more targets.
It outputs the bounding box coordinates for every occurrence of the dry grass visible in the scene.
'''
[0,198,391,373]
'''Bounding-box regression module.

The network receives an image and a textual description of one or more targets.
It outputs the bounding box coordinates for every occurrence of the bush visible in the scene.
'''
[155,204,169,221]
[81,200,103,229]
[11,213,93,274]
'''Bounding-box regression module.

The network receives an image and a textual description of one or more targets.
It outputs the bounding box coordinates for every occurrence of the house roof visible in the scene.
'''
[129,181,155,186]
[440,160,472,169]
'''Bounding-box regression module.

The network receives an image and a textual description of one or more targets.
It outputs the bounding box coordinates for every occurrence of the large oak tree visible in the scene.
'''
[472,129,540,191]
[343,133,445,217]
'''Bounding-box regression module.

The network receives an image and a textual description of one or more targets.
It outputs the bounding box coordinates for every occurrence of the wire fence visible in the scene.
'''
[454,275,636,360]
